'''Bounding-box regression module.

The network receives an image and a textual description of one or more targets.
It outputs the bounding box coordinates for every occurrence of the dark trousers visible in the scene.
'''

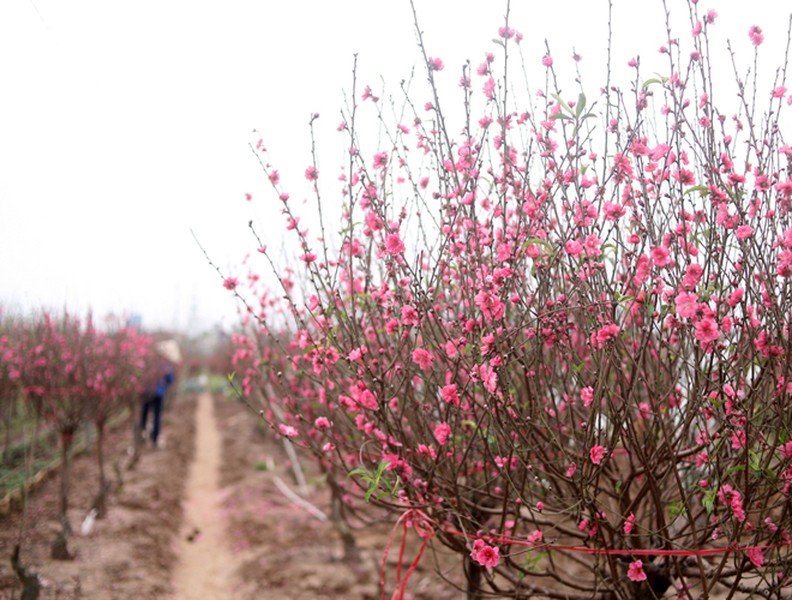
[140,393,164,444]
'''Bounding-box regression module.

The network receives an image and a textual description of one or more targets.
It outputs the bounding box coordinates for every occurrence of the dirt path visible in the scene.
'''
[171,392,235,599]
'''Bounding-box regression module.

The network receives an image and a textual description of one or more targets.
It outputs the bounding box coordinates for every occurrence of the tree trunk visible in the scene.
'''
[11,544,41,600]
[2,396,12,464]
[464,555,483,600]
[51,429,74,560]
[328,474,359,562]
[128,398,142,470]
[92,419,109,518]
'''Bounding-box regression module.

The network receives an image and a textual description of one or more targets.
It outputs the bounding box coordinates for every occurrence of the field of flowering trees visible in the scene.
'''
[0,312,162,561]
[3,1,792,598]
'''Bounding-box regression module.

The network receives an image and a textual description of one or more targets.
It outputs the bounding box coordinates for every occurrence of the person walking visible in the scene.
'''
[140,363,175,447]
[140,340,181,447]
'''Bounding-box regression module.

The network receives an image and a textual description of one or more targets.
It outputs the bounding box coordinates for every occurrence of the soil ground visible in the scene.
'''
[0,390,462,600]
[0,392,195,599]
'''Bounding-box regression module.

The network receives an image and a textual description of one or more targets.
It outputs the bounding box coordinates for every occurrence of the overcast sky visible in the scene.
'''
[1,1,789,334]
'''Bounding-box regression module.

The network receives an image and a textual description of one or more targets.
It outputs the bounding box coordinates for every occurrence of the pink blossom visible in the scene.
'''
[347,347,365,362]
[581,386,594,408]
[400,305,419,327]
[749,25,764,46]
[683,263,704,288]
[594,324,620,348]
[748,547,765,568]
[675,292,698,318]
[441,384,460,406]
[305,166,319,181]
[624,512,635,534]
[692,21,703,37]
[589,445,607,465]
[483,77,496,99]
[718,484,746,522]
[565,240,583,257]
[604,201,625,220]
[527,529,543,544]
[223,277,239,291]
[542,55,553,67]
[356,389,378,410]
[695,317,720,344]
[384,232,405,255]
[727,288,744,308]
[433,422,451,446]
[498,26,515,39]
[428,57,444,71]
[269,170,280,184]
[627,560,647,582]
[772,86,787,99]
[780,441,792,460]
[373,152,388,169]
[412,347,434,370]
[584,235,602,258]
[566,463,577,477]
[736,225,753,239]
[314,417,332,429]
[471,542,500,569]
[651,245,670,267]
[279,424,298,437]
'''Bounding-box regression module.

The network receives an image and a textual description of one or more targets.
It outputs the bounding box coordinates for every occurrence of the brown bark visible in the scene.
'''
[51,429,74,560]
[328,473,359,562]
[11,544,41,600]
[92,419,109,518]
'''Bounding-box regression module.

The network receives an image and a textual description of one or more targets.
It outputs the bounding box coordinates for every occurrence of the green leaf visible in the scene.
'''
[551,113,573,121]
[667,501,686,520]
[683,185,710,196]
[702,490,715,514]
[576,93,587,117]
[641,75,668,89]
[552,93,572,113]
[524,238,553,250]
[749,450,761,475]
[349,461,392,503]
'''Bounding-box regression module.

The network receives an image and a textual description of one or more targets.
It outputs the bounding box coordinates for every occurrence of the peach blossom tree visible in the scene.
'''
[226,2,792,597]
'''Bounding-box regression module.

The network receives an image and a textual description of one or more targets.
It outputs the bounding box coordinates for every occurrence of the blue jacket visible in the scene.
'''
[153,366,175,398]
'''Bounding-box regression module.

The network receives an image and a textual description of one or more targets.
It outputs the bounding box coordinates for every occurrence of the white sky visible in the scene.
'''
[1,1,789,333]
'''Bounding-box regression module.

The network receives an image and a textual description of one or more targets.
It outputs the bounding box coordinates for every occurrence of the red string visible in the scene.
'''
[382,508,791,598]
[443,528,791,557]
[380,509,435,600]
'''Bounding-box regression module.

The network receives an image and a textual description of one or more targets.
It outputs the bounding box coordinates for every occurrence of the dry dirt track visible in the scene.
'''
[0,389,462,599]
[171,391,235,599]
